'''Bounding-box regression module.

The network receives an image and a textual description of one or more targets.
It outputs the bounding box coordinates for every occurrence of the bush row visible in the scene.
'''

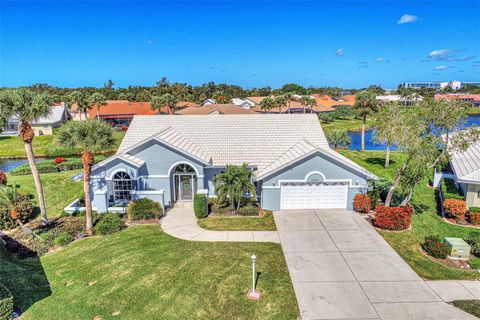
[9,155,107,176]
[440,178,464,200]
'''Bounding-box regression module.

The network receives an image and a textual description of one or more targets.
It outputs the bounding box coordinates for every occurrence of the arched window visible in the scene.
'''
[174,164,196,173]
[113,171,133,201]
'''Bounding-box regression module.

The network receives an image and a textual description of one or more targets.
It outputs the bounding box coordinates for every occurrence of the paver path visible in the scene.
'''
[274,209,479,320]
[162,207,280,243]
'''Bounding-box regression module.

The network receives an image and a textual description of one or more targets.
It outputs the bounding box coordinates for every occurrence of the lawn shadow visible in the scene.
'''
[365,157,396,167]
[0,235,51,314]
[255,272,261,288]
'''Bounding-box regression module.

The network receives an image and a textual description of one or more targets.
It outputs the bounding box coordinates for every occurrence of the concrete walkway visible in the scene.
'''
[274,209,479,320]
[161,208,280,243]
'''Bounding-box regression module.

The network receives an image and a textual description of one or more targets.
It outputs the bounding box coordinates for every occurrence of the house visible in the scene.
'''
[448,138,480,208]
[250,95,356,113]
[435,94,480,107]
[231,98,256,109]
[3,104,70,136]
[376,94,422,106]
[87,114,376,212]
[202,99,216,105]
[175,104,256,115]
[87,100,161,126]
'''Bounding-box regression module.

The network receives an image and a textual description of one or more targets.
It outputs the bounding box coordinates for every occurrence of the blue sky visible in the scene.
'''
[1,1,479,89]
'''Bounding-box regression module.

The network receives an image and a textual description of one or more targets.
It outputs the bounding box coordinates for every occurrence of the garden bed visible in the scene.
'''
[418,246,473,270]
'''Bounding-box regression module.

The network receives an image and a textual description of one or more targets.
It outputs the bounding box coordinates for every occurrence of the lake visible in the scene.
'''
[348,114,480,150]
[0,158,47,173]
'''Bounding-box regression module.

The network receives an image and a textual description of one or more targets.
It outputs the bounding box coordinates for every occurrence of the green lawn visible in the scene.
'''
[198,211,276,231]
[452,300,480,318]
[2,225,298,319]
[0,130,125,158]
[321,117,373,134]
[8,170,83,218]
[467,107,480,115]
[341,150,480,280]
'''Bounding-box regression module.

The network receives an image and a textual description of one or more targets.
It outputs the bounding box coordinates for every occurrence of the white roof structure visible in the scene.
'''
[7,105,68,125]
[450,140,480,183]
[116,114,374,179]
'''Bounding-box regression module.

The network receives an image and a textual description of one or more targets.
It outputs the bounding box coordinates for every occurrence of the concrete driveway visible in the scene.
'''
[274,209,478,320]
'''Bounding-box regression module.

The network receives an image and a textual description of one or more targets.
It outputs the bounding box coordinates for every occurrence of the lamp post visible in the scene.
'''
[251,254,256,293]
[247,253,261,300]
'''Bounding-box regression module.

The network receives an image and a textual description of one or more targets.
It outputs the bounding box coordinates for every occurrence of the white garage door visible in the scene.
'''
[280,183,348,209]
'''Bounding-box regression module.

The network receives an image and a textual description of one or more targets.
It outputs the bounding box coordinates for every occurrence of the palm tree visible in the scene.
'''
[212,91,230,104]
[274,95,286,114]
[88,93,107,120]
[68,90,90,120]
[327,129,351,150]
[213,164,256,212]
[0,88,52,225]
[259,97,275,113]
[151,93,178,115]
[56,120,116,235]
[353,90,378,151]
[300,96,316,113]
[283,92,297,114]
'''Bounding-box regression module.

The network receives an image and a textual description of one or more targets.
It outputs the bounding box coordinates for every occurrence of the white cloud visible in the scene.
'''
[146,39,154,45]
[336,48,344,57]
[434,65,451,70]
[397,14,418,24]
[429,49,453,60]
[376,57,385,62]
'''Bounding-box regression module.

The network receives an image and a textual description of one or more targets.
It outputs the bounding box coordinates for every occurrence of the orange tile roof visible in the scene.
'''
[252,95,356,113]
[88,100,167,118]
[175,104,256,115]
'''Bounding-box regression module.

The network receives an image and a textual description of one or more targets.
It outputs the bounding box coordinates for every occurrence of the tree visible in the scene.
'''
[381,98,480,207]
[212,91,230,104]
[372,101,403,168]
[151,93,178,115]
[274,95,286,113]
[0,184,24,226]
[88,93,107,120]
[333,105,354,119]
[0,88,52,225]
[327,130,351,149]
[300,96,316,113]
[283,92,297,114]
[56,120,116,235]
[68,90,90,120]
[353,91,378,151]
[213,164,256,212]
[259,97,275,113]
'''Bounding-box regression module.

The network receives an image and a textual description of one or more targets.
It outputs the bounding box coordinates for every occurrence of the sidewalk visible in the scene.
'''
[161,207,280,243]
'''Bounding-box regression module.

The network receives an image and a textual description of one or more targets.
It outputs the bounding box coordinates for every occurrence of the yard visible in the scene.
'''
[0,130,125,158]
[198,210,276,231]
[341,150,480,280]
[1,225,298,320]
[321,116,372,134]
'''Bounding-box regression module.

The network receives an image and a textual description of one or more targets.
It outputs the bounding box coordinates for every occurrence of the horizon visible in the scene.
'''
[1,1,479,89]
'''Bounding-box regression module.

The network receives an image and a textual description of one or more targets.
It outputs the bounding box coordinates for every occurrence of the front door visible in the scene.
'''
[180,176,193,200]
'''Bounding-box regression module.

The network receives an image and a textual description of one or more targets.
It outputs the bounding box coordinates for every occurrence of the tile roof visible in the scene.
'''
[175,104,256,115]
[435,94,480,102]
[32,106,68,125]
[450,139,480,183]
[176,101,199,108]
[117,114,373,178]
[88,100,164,118]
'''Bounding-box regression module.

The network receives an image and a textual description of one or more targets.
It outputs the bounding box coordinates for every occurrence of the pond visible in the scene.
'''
[348,114,480,150]
[0,158,47,173]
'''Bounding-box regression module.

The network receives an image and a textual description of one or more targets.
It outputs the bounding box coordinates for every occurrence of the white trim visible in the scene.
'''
[279,182,349,210]
[277,171,355,188]
[137,174,205,179]
[305,171,327,182]
[167,161,201,176]
[131,190,165,195]
[109,168,138,180]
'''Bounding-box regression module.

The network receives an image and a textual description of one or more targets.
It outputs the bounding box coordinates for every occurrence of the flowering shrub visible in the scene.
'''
[373,205,412,231]
[53,157,67,164]
[469,212,480,225]
[422,236,449,259]
[0,171,6,185]
[120,125,129,131]
[353,194,372,213]
[443,199,467,220]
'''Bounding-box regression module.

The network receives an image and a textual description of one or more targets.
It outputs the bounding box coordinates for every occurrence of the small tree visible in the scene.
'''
[212,91,230,104]
[88,93,107,120]
[68,90,90,120]
[300,96,316,113]
[372,101,403,168]
[152,93,178,115]
[327,129,351,149]
[213,164,256,212]
[259,97,275,113]
[353,91,378,151]
[56,120,116,235]
[274,95,286,113]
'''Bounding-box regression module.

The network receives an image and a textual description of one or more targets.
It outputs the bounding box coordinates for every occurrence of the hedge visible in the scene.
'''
[353,194,372,213]
[443,198,467,220]
[441,178,464,200]
[94,213,125,235]
[373,205,412,231]
[194,194,207,218]
[0,283,13,320]
[127,198,162,220]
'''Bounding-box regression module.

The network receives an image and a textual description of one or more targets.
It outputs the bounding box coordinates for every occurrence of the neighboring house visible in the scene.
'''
[250,95,355,113]
[202,99,216,105]
[88,100,165,127]
[435,94,480,107]
[231,98,255,109]
[87,114,376,212]
[3,104,70,136]
[376,94,422,106]
[176,101,200,109]
[175,104,256,115]
[448,138,480,208]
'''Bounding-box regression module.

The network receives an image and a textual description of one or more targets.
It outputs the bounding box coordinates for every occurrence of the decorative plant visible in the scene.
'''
[54,157,67,165]
[353,194,372,213]
[213,163,256,212]
[443,198,467,221]
[0,171,6,186]
[422,236,449,259]
[373,205,412,230]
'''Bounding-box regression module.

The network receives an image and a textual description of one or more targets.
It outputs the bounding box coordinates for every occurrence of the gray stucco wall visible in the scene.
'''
[260,152,368,211]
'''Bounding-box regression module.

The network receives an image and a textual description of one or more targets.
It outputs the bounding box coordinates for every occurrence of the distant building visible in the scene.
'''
[435,94,480,107]
[376,94,422,106]
[175,104,256,115]
[402,80,480,90]
[231,98,256,109]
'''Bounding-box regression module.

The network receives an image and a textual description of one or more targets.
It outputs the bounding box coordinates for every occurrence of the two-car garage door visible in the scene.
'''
[280,183,348,209]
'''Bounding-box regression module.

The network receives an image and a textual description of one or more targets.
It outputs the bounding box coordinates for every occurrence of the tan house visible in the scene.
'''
[449,139,480,207]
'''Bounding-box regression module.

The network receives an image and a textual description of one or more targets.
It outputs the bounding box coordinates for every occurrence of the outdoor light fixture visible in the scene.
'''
[247,254,261,300]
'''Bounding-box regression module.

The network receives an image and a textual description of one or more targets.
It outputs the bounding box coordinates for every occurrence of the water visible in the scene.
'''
[348,114,480,150]
[0,158,47,172]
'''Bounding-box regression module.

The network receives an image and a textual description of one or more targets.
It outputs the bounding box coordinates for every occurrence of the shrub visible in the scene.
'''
[465,234,480,257]
[54,157,66,164]
[0,172,6,186]
[367,178,403,207]
[470,207,480,214]
[94,213,125,235]
[127,198,162,220]
[0,283,13,320]
[194,194,208,218]
[470,212,480,225]
[54,231,72,247]
[0,193,34,230]
[9,161,59,176]
[120,125,129,131]
[56,158,83,171]
[441,178,464,200]
[443,198,467,220]
[422,236,450,259]
[373,205,412,231]
[353,194,372,213]
[237,205,260,216]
